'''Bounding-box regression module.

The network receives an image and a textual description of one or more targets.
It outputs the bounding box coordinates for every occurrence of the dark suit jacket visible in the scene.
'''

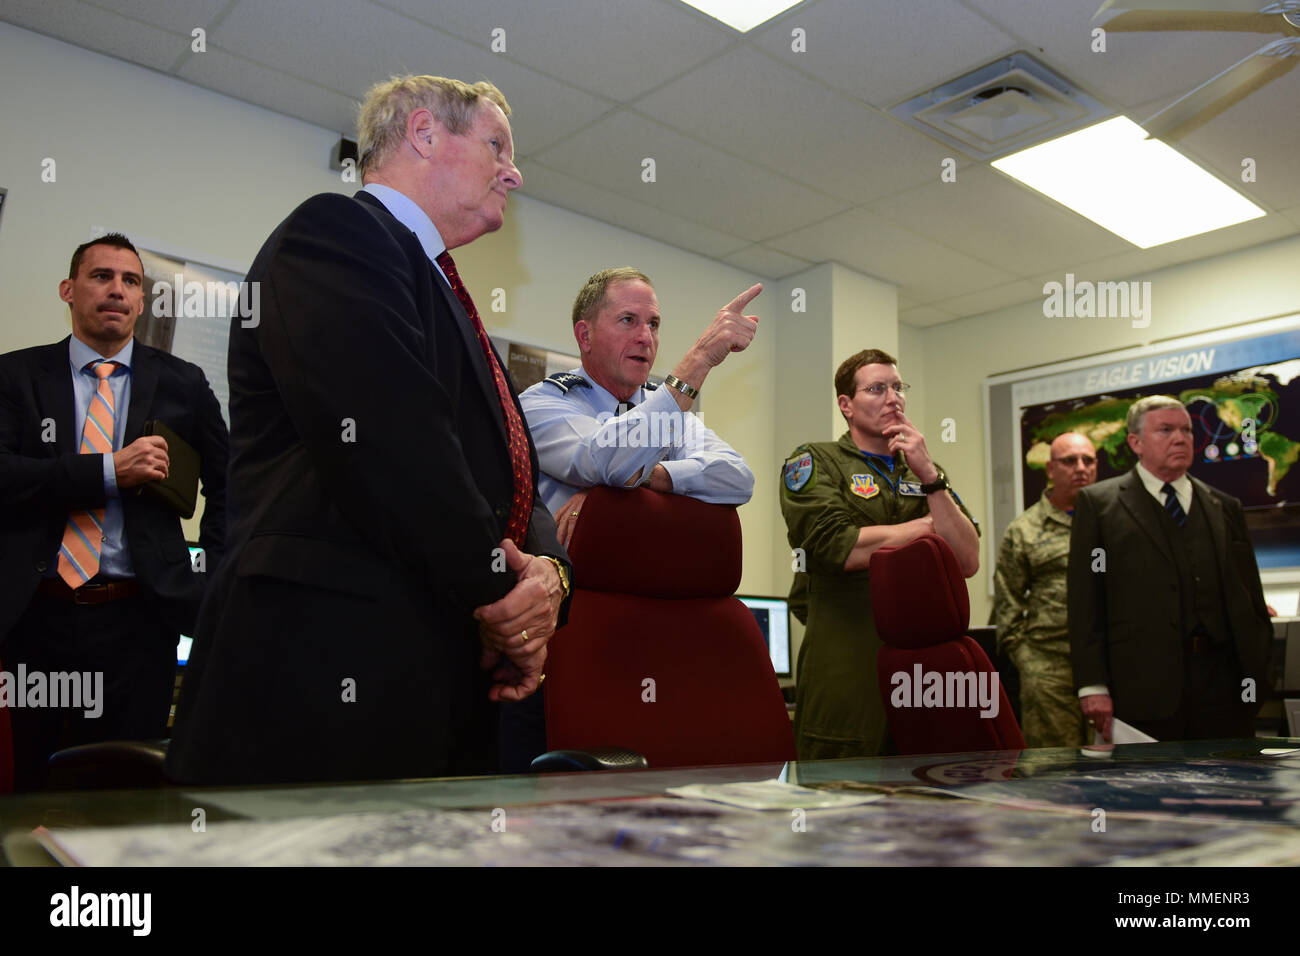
[0,337,228,643]
[1067,469,1271,722]
[166,190,570,785]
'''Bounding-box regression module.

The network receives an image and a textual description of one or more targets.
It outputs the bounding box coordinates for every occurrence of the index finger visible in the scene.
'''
[723,283,763,314]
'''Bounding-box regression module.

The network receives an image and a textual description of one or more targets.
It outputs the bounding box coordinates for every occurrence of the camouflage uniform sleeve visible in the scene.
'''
[993,520,1031,655]
[780,444,860,575]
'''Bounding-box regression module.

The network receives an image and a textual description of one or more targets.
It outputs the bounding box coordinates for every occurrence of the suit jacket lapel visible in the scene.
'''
[124,341,158,443]
[35,338,78,455]
[1117,468,1175,564]
[352,190,509,446]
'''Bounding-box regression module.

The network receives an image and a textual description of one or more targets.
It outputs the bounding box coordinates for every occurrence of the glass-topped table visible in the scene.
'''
[3,738,1298,866]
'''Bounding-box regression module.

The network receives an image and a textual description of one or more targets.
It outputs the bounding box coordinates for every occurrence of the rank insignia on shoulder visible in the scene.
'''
[850,474,879,500]
[643,380,659,391]
[543,372,591,394]
[898,480,925,496]
[783,451,813,492]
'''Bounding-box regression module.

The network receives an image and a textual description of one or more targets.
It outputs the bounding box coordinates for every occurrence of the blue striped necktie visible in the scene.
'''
[1161,482,1186,527]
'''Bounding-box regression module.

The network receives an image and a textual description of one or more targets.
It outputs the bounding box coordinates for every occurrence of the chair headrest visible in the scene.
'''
[869,533,970,648]
[566,486,742,596]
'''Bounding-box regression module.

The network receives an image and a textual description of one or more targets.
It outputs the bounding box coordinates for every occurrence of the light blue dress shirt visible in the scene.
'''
[362,183,449,281]
[519,366,755,515]
[54,335,135,578]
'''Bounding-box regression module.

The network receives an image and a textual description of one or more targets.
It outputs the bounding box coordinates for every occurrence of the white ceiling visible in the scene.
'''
[4,0,1297,326]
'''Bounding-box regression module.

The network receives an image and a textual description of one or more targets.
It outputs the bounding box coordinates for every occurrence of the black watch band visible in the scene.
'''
[919,468,949,495]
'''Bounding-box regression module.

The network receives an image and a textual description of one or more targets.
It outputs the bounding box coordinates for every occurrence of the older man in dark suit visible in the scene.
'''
[1068,395,1271,742]
[167,75,571,785]
[0,233,228,789]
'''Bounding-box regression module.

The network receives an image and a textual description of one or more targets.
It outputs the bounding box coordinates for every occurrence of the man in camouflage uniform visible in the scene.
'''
[993,432,1097,748]
[780,349,980,760]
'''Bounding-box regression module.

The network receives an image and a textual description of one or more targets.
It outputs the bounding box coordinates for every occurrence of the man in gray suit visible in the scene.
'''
[1067,395,1271,742]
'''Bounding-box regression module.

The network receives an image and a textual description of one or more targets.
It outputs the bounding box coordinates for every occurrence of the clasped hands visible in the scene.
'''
[473,538,564,702]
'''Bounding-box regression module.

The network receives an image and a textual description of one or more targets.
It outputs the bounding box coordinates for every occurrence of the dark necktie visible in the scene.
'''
[1162,482,1186,527]
[435,250,533,547]
[615,398,637,416]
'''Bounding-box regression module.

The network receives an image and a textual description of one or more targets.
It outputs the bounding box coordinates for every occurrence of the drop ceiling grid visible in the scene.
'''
[748,0,1021,109]
[867,166,1134,279]
[371,0,739,104]
[2,0,194,70]
[633,44,963,206]
[531,109,845,240]
[962,0,1271,111]
[765,205,1021,301]
[518,161,752,259]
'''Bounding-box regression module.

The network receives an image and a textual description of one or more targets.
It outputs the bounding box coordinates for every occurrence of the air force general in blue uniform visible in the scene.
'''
[520,368,753,515]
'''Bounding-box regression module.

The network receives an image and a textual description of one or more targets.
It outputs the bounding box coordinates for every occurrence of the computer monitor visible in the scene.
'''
[737,594,791,678]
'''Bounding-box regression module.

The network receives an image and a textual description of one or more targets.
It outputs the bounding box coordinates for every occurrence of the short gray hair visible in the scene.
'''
[357,75,510,175]
[571,267,653,327]
[1126,395,1185,436]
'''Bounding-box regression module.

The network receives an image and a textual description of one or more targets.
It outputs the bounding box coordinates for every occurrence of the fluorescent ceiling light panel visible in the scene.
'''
[992,116,1265,248]
[679,0,803,32]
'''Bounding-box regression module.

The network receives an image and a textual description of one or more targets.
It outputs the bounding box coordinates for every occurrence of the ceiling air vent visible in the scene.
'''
[889,52,1110,160]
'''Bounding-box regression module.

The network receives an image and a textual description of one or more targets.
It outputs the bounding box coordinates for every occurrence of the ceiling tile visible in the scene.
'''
[719,244,812,279]
[211,0,612,155]
[519,162,750,260]
[2,0,190,70]
[869,166,1132,278]
[375,0,736,102]
[88,0,232,34]
[964,0,1268,111]
[532,110,845,240]
[900,304,957,328]
[177,48,362,135]
[750,0,1017,108]
[768,206,1019,301]
[635,46,963,204]
[1029,214,1299,288]
[931,278,1044,319]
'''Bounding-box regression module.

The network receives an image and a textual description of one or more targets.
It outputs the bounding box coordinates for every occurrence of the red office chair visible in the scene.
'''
[541,486,796,769]
[0,656,13,793]
[870,533,1024,755]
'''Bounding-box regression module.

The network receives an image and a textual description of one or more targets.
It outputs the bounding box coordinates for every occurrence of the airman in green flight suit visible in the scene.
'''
[780,349,980,760]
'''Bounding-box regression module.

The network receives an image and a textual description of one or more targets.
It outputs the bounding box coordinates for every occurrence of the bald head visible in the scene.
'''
[1046,432,1097,511]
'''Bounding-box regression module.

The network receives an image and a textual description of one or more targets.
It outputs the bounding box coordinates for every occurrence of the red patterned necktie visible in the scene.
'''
[436,250,533,547]
[58,360,119,587]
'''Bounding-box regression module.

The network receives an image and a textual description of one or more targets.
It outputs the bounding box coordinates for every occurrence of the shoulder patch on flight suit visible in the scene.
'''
[784,450,814,492]
[898,480,925,496]
[849,474,879,500]
[543,372,591,394]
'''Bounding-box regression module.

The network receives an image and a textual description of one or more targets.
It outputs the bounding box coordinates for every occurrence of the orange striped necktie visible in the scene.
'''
[57,360,119,588]
[435,251,533,547]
